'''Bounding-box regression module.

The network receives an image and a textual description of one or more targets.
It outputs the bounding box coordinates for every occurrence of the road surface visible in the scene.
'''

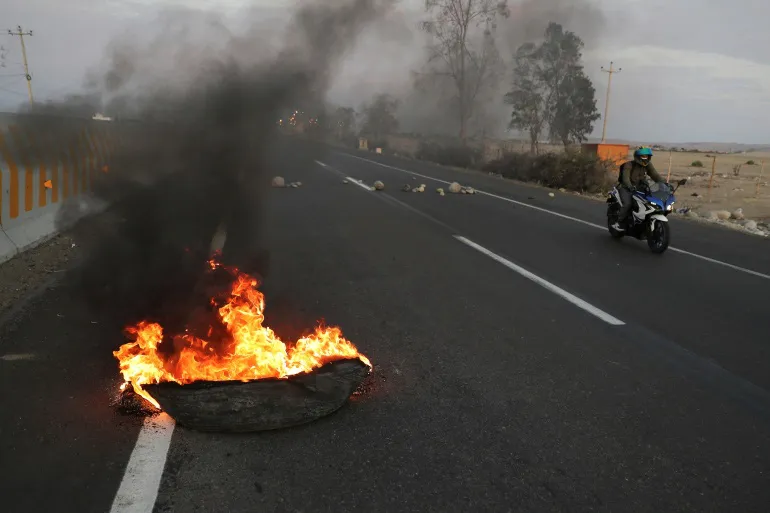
[2,140,769,512]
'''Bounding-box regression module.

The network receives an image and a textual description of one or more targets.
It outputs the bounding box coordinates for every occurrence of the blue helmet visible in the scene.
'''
[634,146,653,166]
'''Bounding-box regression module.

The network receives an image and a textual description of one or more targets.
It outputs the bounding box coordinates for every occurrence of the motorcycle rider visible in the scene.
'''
[612,146,666,231]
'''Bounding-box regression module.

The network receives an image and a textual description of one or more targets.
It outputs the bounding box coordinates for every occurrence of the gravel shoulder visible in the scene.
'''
[0,232,81,319]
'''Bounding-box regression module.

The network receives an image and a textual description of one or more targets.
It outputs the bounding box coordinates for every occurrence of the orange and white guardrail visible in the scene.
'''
[0,113,119,263]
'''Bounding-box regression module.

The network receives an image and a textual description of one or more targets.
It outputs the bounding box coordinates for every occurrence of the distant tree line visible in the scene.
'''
[303,0,603,156]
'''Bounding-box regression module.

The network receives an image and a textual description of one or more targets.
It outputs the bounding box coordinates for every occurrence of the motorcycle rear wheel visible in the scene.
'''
[607,206,625,239]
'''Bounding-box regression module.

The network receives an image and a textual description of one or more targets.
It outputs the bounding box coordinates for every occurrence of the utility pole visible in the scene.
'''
[7,25,34,104]
[600,61,621,143]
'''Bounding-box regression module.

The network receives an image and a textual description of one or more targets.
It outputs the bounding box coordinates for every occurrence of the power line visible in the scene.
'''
[600,61,621,143]
[6,26,34,104]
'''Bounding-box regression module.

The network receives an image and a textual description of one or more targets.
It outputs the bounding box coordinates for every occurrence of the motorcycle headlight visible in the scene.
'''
[667,203,673,211]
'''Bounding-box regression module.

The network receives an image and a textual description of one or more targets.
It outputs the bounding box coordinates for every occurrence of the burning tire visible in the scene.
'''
[144,358,370,432]
[113,257,372,432]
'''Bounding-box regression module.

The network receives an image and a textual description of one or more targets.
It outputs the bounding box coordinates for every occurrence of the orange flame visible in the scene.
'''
[113,260,371,408]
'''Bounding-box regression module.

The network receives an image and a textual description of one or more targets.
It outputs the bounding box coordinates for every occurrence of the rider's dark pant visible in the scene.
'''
[617,185,633,222]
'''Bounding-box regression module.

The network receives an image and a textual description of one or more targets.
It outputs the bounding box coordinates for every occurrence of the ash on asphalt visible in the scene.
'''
[350,366,386,400]
[111,385,161,417]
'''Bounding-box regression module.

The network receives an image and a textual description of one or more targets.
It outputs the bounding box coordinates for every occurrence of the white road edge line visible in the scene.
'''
[316,159,374,192]
[341,153,770,281]
[0,353,36,361]
[455,235,625,326]
[346,176,374,192]
[110,413,175,513]
[668,247,770,280]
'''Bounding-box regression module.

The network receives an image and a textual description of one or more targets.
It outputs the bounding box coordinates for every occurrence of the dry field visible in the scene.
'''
[654,151,769,222]
[481,141,770,222]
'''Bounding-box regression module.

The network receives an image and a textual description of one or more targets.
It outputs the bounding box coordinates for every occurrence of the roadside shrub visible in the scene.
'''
[482,150,615,194]
[747,160,756,165]
[416,141,482,169]
[691,160,704,167]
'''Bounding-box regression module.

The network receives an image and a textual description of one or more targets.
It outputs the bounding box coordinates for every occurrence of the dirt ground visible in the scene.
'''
[478,141,770,222]
[0,233,81,318]
[492,143,770,221]
[655,151,770,221]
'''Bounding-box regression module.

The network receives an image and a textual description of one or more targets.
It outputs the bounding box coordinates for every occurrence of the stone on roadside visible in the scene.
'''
[686,211,699,219]
[744,220,758,231]
[271,176,285,187]
[707,211,718,221]
[558,188,566,193]
[715,210,731,220]
[448,182,462,194]
[374,180,385,191]
[548,192,555,198]
[731,208,744,220]
[402,184,411,192]
[436,188,444,194]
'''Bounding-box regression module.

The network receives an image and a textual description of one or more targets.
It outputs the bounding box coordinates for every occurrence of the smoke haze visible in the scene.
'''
[388,0,608,138]
[34,0,398,334]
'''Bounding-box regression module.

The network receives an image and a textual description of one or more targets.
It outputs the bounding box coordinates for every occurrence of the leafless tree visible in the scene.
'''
[420,0,509,142]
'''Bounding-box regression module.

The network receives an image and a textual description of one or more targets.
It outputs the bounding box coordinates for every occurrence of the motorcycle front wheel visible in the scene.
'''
[647,221,670,253]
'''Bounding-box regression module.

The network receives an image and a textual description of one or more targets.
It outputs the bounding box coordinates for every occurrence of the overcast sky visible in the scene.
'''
[2,0,769,144]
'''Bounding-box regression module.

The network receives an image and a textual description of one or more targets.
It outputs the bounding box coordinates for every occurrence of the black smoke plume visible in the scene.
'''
[25,0,394,335]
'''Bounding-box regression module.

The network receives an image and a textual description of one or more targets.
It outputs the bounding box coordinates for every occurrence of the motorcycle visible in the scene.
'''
[606,178,688,254]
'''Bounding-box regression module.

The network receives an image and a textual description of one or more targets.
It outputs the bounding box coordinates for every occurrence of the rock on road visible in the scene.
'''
[1,139,769,513]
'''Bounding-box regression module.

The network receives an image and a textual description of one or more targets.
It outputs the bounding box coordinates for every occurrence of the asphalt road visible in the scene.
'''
[2,140,770,512]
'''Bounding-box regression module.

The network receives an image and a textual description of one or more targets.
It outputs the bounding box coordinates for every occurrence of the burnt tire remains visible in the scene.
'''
[144,358,370,432]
